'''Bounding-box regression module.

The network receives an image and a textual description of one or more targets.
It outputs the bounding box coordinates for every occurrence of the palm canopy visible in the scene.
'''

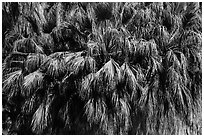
[2,2,202,135]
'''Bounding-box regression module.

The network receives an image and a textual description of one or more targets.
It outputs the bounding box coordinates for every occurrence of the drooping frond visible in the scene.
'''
[22,93,42,115]
[58,102,70,128]
[80,73,95,100]
[68,56,96,76]
[22,70,44,97]
[31,95,54,134]
[114,96,131,134]
[94,58,121,94]
[85,98,107,127]
[130,39,158,58]
[120,62,143,101]
[63,51,83,64]
[41,52,66,79]
[3,70,23,100]
[147,56,163,77]
[166,66,192,117]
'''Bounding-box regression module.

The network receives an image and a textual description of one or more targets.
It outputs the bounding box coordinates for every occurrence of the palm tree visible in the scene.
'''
[2,2,202,135]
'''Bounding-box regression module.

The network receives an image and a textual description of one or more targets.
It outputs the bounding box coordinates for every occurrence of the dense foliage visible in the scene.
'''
[2,2,202,135]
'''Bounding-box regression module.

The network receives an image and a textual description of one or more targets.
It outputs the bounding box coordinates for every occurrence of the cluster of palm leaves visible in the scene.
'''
[2,2,202,135]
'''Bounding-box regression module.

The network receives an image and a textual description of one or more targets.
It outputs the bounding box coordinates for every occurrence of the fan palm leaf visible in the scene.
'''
[94,58,121,95]
[22,70,44,97]
[120,62,143,101]
[31,95,54,134]
[3,70,23,101]
[40,52,66,79]
[68,56,96,76]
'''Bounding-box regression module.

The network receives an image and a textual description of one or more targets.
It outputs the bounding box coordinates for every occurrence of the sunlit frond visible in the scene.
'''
[41,52,66,79]
[3,70,23,100]
[80,73,95,100]
[120,62,143,101]
[130,39,158,57]
[22,70,44,97]
[31,95,54,134]
[95,59,121,94]
[68,56,96,76]
[63,51,83,63]
[85,98,107,126]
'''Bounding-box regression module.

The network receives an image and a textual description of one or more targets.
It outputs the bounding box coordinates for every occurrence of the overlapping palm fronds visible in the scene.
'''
[2,2,202,135]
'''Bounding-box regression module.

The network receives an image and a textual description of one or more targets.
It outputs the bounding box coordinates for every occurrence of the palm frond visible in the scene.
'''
[85,98,107,127]
[166,50,181,71]
[87,41,101,56]
[80,73,95,100]
[95,58,121,95]
[25,53,48,73]
[41,52,66,79]
[130,39,158,58]
[167,66,192,117]
[22,70,44,97]
[148,56,163,76]
[63,51,83,63]
[3,70,23,100]
[120,62,143,101]
[31,95,54,134]
[13,37,44,54]
[22,93,42,115]
[68,56,96,76]
[183,2,201,32]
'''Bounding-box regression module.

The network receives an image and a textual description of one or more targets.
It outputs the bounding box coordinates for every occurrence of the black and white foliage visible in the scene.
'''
[2,2,202,135]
